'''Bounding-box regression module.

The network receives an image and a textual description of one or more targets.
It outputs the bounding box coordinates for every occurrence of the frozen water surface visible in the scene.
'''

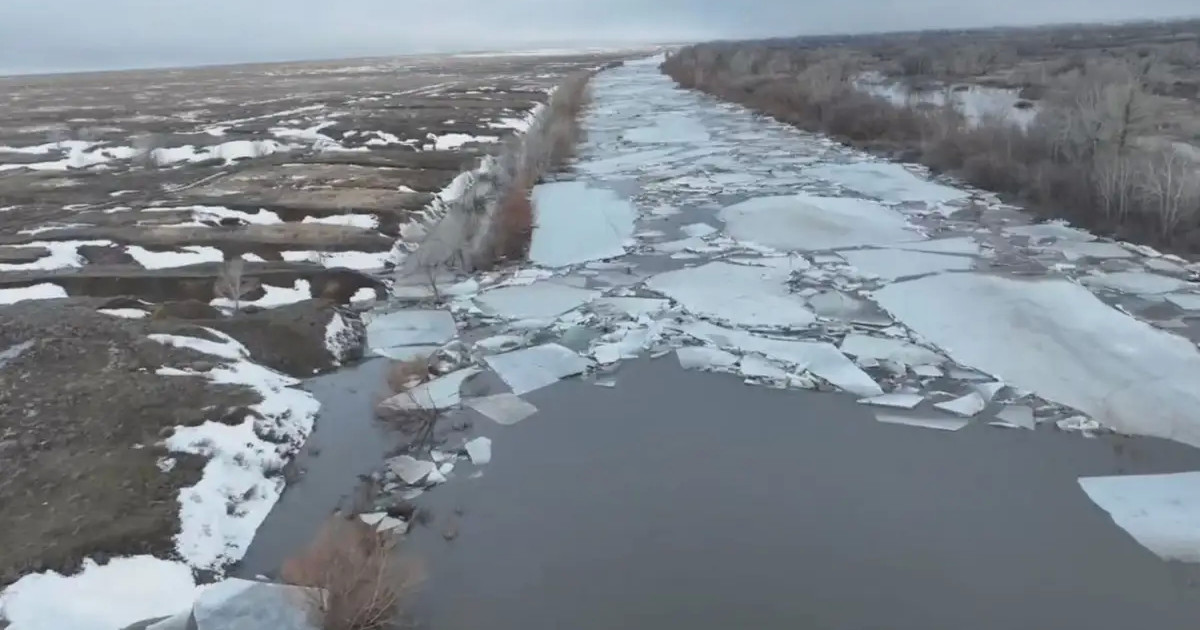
[839,247,975,281]
[805,162,969,207]
[719,194,919,251]
[647,261,815,329]
[529,182,636,268]
[874,273,1200,447]
[1078,472,1200,562]
[475,282,600,320]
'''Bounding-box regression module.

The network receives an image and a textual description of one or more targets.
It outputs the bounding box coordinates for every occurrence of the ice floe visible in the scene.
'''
[484,343,591,395]
[1078,472,1200,562]
[719,194,919,251]
[529,182,636,267]
[646,261,815,329]
[805,161,970,207]
[874,273,1200,447]
[466,393,539,425]
[475,282,599,320]
[366,310,457,356]
[839,248,975,281]
[875,412,970,431]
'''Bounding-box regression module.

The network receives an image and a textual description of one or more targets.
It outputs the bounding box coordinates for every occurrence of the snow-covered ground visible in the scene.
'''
[367,55,1200,569]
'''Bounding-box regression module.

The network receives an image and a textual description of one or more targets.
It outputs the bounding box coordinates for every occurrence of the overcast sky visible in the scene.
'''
[1,0,1197,75]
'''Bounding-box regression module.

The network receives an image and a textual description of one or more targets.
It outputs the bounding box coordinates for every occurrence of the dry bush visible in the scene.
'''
[493,177,535,262]
[386,356,430,394]
[281,518,423,630]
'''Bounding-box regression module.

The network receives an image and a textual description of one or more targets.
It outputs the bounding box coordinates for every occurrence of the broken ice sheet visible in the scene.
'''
[680,222,718,238]
[933,392,987,417]
[464,436,493,465]
[366,309,457,354]
[875,411,969,431]
[466,393,538,425]
[529,181,636,268]
[738,354,789,381]
[994,405,1035,430]
[1163,293,1200,311]
[380,367,481,412]
[858,393,924,409]
[719,193,919,251]
[474,282,599,320]
[646,261,815,329]
[839,333,942,366]
[839,248,975,281]
[388,455,437,485]
[593,297,670,318]
[806,162,970,207]
[1080,271,1188,295]
[484,343,592,395]
[675,346,739,371]
[1077,472,1200,562]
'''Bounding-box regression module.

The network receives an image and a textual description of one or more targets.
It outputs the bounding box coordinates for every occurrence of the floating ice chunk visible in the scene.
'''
[1164,293,1200,310]
[529,182,636,268]
[466,393,538,425]
[912,364,943,378]
[839,333,942,366]
[475,282,599,320]
[680,222,718,238]
[739,355,789,381]
[719,193,919,251]
[889,237,982,256]
[934,392,987,417]
[1057,415,1103,434]
[839,248,974,281]
[1005,221,1095,242]
[858,393,924,409]
[994,405,1035,430]
[1077,472,1200,562]
[673,345,735,371]
[388,455,436,485]
[680,320,881,396]
[484,343,591,395]
[474,334,526,353]
[646,261,815,329]
[1081,271,1188,295]
[874,272,1200,447]
[1049,241,1135,261]
[381,367,480,411]
[373,346,438,362]
[623,112,710,144]
[359,512,387,527]
[464,436,493,465]
[973,381,1006,402]
[875,412,970,431]
[376,516,408,534]
[1145,258,1186,274]
[593,297,670,318]
[806,162,970,207]
[807,290,892,325]
[366,310,457,354]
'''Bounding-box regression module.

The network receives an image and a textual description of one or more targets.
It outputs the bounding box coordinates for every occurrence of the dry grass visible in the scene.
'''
[385,356,430,394]
[281,517,423,630]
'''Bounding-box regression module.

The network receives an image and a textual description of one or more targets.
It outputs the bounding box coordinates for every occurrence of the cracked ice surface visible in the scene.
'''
[719,194,920,251]
[1078,472,1200,562]
[646,261,816,329]
[805,162,970,208]
[874,273,1200,447]
[529,181,637,268]
[839,248,975,281]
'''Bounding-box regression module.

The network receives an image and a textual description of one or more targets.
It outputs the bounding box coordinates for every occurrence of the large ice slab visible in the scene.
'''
[719,193,920,251]
[1078,472,1200,562]
[839,333,943,366]
[646,261,815,329]
[873,272,1200,447]
[1081,271,1189,295]
[806,162,969,206]
[475,282,600,320]
[839,248,975,281]
[484,343,592,395]
[366,310,457,354]
[529,182,637,268]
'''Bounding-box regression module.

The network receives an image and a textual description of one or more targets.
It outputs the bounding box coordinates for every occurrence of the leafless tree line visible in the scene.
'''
[662,44,1200,249]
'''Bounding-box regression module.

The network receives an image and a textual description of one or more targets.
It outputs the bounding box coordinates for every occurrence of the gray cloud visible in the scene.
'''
[1,0,1197,74]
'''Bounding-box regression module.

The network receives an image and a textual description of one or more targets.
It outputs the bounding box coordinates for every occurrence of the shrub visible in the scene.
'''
[281,518,423,630]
